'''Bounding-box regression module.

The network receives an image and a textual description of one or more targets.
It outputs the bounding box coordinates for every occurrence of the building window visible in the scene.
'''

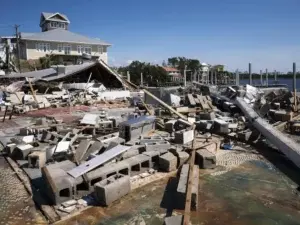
[64,44,71,55]
[58,44,63,52]
[77,45,83,54]
[84,46,91,54]
[36,43,50,52]
[50,22,57,28]
[98,46,103,54]
[59,23,65,29]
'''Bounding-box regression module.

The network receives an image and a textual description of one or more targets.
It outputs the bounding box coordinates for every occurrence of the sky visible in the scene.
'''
[0,0,300,72]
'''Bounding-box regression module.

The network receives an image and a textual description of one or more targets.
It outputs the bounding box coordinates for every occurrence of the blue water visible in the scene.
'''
[240,78,298,90]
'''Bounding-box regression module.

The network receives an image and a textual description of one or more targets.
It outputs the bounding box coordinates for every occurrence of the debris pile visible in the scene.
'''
[2,73,300,225]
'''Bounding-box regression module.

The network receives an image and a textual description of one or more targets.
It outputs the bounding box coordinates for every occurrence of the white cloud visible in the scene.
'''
[126,59,133,65]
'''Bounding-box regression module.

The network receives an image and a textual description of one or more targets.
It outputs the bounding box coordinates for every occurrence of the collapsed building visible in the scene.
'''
[1,64,300,225]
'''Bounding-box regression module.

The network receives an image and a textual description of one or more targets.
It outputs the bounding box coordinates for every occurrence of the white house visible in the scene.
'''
[1,12,111,64]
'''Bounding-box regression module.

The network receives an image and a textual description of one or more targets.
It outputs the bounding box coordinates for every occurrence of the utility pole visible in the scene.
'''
[266,69,268,86]
[127,71,130,82]
[184,65,187,87]
[14,24,21,73]
[235,70,240,86]
[293,62,297,111]
[260,70,263,85]
[274,70,277,83]
[140,72,143,86]
[249,62,252,85]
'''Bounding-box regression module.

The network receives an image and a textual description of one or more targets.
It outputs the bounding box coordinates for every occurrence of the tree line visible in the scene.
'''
[117,57,203,86]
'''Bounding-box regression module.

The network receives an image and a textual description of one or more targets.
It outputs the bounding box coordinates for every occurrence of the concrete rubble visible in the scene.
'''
[1,72,300,225]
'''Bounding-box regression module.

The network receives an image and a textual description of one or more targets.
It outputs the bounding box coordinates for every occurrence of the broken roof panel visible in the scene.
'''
[67,144,131,178]
[0,68,57,79]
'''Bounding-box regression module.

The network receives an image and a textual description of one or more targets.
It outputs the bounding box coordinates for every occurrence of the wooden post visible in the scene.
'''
[27,77,38,103]
[293,62,297,111]
[183,127,196,225]
[2,105,8,122]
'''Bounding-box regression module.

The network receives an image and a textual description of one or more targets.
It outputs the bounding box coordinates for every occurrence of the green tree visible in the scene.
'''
[118,60,169,86]
[167,57,201,74]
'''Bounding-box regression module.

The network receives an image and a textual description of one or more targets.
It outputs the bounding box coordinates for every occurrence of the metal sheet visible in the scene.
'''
[67,144,131,178]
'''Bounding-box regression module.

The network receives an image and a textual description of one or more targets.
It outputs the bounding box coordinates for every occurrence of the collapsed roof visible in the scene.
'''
[0,60,127,89]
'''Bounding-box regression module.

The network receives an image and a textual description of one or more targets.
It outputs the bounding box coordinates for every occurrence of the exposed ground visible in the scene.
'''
[55,145,300,225]
[0,157,47,225]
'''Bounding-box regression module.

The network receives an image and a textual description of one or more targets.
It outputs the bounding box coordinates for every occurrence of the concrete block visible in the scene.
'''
[5,143,16,155]
[139,136,163,145]
[274,110,293,122]
[144,141,170,151]
[159,152,177,172]
[11,144,33,160]
[213,119,229,134]
[28,151,46,168]
[203,142,218,154]
[187,94,196,106]
[174,129,194,144]
[119,116,156,142]
[196,149,216,169]
[177,151,189,166]
[199,112,215,120]
[164,120,177,133]
[122,149,140,159]
[94,174,131,206]
[163,215,183,225]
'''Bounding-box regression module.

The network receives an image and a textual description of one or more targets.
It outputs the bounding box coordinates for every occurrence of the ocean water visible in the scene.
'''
[240,78,299,90]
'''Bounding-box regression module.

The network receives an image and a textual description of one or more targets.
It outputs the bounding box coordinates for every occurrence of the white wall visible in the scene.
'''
[25,40,108,63]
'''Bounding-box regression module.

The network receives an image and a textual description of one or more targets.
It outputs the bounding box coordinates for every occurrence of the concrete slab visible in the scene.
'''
[163,215,183,225]
[75,139,91,162]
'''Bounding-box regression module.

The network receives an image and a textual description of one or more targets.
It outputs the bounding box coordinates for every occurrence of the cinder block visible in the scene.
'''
[199,112,215,120]
[159,152,177,172]
[213,119,229,134]
[196,149,216,169]
[28,151,46,168]
[94,174,131,206]
[174,129,194,144]
[144,141,170,151]
[177,151,189,166]
[11,144,33,160]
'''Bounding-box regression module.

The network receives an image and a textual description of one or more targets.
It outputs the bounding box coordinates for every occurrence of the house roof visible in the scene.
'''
[0,68,57,79]
[0,60,127,89]
[41,12,70,23]
[162,67,180,72]
[20,29,111,46]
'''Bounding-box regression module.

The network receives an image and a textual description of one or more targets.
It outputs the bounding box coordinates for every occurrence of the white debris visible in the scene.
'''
[61,199,77,208]
[55,141,70,153]
[80,114,99,125]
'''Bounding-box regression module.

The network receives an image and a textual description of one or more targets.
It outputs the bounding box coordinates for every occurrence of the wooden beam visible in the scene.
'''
[183,127,197,225]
